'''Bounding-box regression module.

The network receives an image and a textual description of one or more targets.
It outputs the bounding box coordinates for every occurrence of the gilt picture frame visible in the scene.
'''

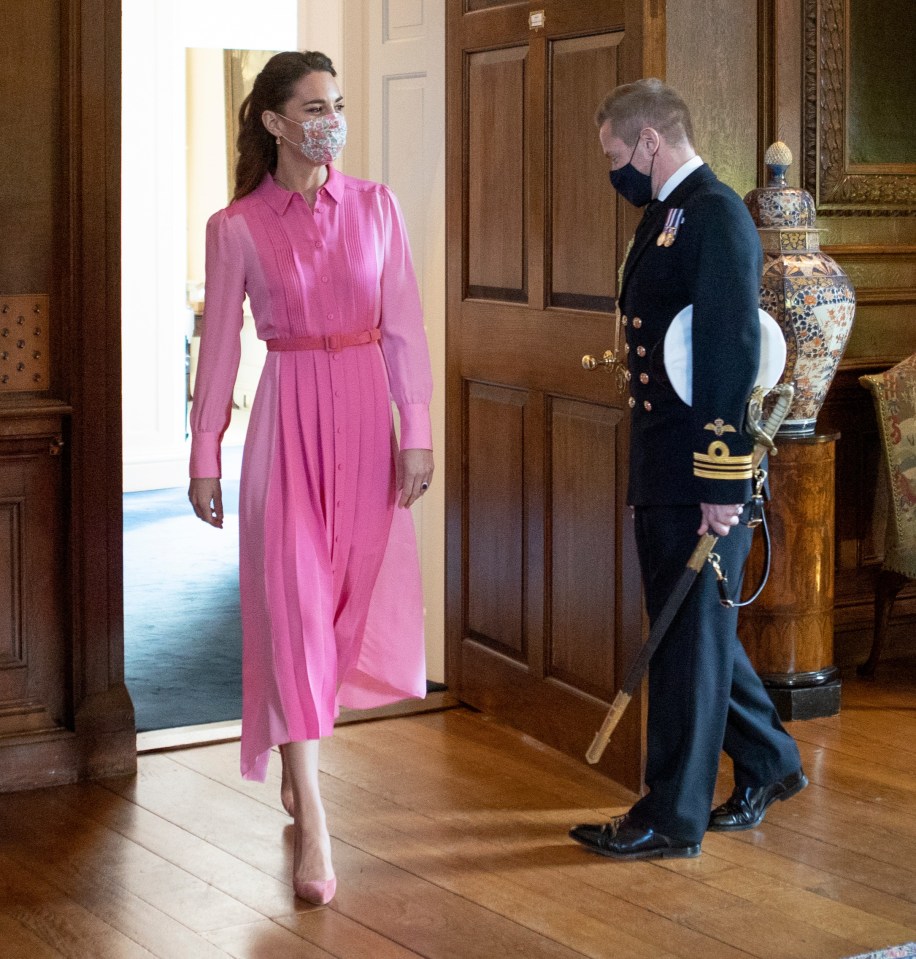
[803,0,916,215]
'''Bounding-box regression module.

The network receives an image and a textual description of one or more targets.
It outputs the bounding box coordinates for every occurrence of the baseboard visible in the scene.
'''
[137,720,243,753]
[136,691,460,754]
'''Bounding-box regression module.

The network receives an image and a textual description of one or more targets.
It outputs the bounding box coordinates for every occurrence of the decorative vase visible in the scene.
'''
[744,142,856,435]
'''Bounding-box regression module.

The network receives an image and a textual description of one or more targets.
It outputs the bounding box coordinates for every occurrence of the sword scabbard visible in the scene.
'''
[583,384,796,763]
[585,690,631,764]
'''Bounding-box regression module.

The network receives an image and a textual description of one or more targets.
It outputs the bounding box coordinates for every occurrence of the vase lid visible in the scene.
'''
[744,141,818,228]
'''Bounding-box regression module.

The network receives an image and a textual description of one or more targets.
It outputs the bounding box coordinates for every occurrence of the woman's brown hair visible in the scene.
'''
[232,50,337,202]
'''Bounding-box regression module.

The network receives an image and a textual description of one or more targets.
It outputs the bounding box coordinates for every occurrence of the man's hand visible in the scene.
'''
[189,478,224,528]
[396,448,434,509]
[698,502,743,537]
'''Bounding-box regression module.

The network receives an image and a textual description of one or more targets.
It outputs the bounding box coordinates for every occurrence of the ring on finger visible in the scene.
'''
[420,481,429,491]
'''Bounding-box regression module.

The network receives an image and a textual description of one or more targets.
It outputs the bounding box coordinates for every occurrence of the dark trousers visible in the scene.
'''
[628,504,801,843]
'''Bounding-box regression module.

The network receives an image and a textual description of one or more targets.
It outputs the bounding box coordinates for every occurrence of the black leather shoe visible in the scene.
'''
[569,815,700,861]
[707,769,808,832]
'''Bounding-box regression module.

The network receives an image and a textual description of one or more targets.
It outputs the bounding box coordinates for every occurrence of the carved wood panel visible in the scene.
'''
[549,34,620,311]
[466,46,528,301]
[0,498,23,670]
[0,406,68,739]
[548,397,622,698]
[466,382,526,657]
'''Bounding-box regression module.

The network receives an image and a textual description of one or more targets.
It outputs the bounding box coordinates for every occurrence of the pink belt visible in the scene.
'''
[266,328,381,352]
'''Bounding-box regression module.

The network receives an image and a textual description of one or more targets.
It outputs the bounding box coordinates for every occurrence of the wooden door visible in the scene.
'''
[446,0,664,792]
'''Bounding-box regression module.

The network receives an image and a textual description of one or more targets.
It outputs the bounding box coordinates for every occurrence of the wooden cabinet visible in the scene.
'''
[0,399,71,784]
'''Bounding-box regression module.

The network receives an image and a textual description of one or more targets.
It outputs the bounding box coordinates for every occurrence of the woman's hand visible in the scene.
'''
[189,478,224,528]
[396,448,434,509]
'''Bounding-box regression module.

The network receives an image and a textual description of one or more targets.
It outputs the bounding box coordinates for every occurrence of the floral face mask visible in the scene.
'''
[277,111,347,164]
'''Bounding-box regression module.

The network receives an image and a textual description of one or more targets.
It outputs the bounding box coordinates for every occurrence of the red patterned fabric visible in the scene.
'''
[861,354,916,579]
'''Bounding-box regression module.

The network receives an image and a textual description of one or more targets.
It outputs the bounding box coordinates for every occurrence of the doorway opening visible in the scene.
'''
[121,1,297,739]
[121,0,447,748]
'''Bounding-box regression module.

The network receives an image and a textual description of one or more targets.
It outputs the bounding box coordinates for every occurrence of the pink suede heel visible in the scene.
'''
[294,876,337,905]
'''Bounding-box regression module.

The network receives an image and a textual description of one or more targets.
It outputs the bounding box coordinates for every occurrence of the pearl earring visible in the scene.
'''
[276,136,281,145]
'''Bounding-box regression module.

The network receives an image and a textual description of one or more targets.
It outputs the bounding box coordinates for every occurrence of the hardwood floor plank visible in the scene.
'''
[2,667,915,959]
[174,743,684,959]
[1,788,263,936]
[702,832,916,928]
[105,751,590,959]
[0,850,158,959]
[0,911,66,959]
[273,909,426,959]
[203,919,338,958]
[0,798,234,959]
[791,715,916,775]
[63,778,426,957]
[176,722,859,959]
[62,780,312,919]
[719,816,916,904]
[699,858,916,950]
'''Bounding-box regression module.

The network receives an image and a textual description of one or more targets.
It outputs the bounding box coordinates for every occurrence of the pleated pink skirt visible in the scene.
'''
[237,340,425,781]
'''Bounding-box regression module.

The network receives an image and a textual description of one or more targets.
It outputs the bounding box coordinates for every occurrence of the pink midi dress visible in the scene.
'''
[189,168,432,781]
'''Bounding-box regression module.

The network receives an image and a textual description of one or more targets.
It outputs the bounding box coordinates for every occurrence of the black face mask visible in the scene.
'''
[609,140,655,208]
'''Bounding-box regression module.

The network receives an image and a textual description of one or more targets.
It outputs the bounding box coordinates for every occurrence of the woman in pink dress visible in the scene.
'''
[188,51,433,906]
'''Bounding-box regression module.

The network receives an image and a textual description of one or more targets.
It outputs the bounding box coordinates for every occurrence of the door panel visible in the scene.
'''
[467,47,528,301]
[447,0,661,792]
[548,397,621,698]
[550,34,622,311]
[466,382,527,657]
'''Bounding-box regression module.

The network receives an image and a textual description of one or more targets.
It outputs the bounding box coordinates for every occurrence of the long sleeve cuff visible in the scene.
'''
[189,432,223,478]
[398,402,432,450]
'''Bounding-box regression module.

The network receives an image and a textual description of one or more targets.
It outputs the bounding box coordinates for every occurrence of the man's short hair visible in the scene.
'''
[595,78,695,148]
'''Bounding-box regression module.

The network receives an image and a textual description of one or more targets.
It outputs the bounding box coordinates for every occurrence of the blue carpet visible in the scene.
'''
[123,483,243,731]
[124,484,446,732]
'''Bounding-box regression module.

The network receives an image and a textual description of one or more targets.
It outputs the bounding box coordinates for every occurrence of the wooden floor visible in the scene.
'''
[2,663,916,959]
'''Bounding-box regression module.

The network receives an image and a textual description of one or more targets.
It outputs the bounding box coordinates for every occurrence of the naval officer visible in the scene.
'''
[570,79,806,861]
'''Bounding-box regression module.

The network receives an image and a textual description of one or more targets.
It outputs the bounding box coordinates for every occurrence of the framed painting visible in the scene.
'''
[803,0,916,214]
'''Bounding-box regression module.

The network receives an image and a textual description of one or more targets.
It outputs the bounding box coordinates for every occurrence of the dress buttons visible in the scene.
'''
[632,317,642,328]
[621,315,628,326]
[624,343,630,354]
[327,312,334,319]
[640,373,649,384]
[644,400,653,411]
[628,397,636,408]
[624,371,632,381]
[637,345,646,357]
[314,241,322,249]
[322,276,329,283]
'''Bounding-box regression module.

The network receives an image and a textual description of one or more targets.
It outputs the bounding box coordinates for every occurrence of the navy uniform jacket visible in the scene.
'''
[618,164,762,507]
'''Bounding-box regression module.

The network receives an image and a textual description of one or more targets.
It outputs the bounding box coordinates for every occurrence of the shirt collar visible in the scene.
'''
[658,155,704,202]
[256,164,344,214]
